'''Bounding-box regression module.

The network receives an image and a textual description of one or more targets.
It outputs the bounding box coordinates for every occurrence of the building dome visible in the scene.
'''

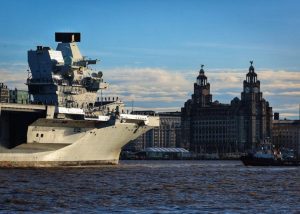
[249,61,255,73]
[196,65,208,87]
[197,64,206,80]
[199,64,205,74]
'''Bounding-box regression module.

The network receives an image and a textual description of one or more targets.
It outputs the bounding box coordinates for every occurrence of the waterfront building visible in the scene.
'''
[272,117,300,158]
[9,88,29,104]
[123,111,181,151]
[135,147,191,160]
[0,83,9,103]
[181,62,273,156]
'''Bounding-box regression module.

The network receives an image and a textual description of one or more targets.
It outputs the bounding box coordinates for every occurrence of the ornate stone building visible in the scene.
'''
[272,118,300,159]
[181,62,273,155]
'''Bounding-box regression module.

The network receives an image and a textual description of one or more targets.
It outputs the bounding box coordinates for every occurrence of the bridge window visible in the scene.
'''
[41,134,44,138]
[36,133,39,137]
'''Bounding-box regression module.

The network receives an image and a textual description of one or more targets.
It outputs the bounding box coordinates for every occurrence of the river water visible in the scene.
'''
[0,160,299,213]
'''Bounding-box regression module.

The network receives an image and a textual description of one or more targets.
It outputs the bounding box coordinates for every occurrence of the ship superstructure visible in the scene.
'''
[27,33,108,108]
[0,33,159,167]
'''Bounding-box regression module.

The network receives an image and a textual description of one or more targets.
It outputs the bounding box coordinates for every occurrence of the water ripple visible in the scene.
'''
[0,160,299,213]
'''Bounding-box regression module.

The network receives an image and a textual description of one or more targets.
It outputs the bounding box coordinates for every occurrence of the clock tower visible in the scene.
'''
[241,61,262,102]
[192,65,212,107]
[241,61,272,150]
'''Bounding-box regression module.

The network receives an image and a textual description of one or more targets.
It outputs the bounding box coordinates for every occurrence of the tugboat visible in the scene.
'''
[241,142,300,166]
[0,32,159,167]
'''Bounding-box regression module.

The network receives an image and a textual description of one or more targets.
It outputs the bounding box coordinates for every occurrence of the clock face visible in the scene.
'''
[245,87,250,93]
[254,87,259,93]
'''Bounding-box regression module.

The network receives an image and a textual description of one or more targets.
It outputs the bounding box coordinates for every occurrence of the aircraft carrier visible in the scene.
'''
[0,32,159,167]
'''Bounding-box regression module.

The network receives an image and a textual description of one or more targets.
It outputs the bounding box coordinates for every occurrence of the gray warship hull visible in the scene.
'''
[0,103,159,167]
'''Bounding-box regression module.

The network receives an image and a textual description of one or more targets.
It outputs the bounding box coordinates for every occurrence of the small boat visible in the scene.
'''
[241,143,300,166]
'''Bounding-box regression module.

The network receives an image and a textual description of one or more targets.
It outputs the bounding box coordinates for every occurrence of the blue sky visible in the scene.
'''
[0,0,299,118]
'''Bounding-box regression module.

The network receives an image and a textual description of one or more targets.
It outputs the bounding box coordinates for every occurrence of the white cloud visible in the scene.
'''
[277,91,300,96]
[0,65,299,119]
[0,69,27,89]
[273,104,299,112]
[279,112,299,118]
[101,67,192,103]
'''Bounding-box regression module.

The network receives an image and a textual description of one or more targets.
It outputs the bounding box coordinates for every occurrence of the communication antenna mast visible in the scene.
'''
[131,100,134,114]
[100,88,103,110]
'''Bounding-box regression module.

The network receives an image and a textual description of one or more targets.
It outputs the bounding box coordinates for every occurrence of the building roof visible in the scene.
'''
[273,120,300,125]
[144,147,189,153]
[158,111,181,116]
